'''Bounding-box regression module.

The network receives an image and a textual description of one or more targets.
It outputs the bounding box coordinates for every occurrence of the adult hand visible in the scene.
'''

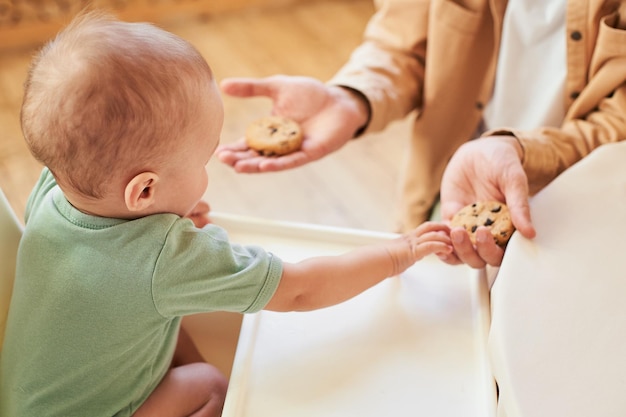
[439,135,536,268]
[217,75,370,173]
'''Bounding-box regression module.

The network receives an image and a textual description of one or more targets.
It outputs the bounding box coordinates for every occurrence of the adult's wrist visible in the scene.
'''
[481,129,526,162]
[329,85,371,138]
[497,134,525,161]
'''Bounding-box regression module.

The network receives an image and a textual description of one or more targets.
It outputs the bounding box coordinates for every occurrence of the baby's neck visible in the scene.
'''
[63,188,136,220]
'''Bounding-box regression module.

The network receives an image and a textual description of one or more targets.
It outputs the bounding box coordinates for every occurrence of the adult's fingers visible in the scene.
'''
[473,228,505,266]
[220,77,275,99]
[506,196,536,239]
[224,150,310,173]
[449,227,504,268]
[216,147,259,168]
[450,228,487,269]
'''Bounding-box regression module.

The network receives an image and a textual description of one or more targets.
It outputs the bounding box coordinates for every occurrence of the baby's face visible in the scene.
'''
[159,81,224,218]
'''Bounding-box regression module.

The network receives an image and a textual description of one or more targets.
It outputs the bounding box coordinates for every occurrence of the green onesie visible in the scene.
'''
[0,168,283,416]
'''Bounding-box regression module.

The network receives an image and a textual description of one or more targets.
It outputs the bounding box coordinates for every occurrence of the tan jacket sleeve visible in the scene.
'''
[328,0,429,134]
[490,7,626,194]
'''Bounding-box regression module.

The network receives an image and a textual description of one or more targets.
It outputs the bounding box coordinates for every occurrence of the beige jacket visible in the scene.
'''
[330,0,626,231]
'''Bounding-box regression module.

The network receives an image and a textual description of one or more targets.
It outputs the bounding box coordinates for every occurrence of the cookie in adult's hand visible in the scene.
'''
[450,201,515,247]
[245,115,303,156]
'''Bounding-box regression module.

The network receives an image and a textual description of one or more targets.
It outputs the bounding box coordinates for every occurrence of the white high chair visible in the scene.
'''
[0,188,22,349]
[490,141,626,417]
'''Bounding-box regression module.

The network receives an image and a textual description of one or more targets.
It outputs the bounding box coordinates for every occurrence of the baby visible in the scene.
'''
[0,12,453,417]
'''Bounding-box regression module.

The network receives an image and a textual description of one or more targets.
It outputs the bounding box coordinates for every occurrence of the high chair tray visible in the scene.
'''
[210,213,496,417]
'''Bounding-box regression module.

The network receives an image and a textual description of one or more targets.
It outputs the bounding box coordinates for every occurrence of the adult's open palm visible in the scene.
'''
[217,75,368,173]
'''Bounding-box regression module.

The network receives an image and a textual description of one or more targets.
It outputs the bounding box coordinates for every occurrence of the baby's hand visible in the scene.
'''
[387,222,453,275]
[185,200,211,228]
[405,221,453,259]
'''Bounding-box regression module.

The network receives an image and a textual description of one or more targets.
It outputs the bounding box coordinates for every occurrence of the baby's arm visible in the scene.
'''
[264,222,452,312]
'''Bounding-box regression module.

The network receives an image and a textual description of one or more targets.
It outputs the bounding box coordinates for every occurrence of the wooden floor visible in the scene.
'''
[0,0,414,233]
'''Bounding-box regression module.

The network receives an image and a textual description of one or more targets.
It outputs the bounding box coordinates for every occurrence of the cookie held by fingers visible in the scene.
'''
[450,201,515,247]
[245,115,303,156]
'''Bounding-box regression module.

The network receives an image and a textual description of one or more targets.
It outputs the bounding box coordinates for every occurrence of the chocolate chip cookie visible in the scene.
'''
[450,201,515,247]
[245,115,303,156]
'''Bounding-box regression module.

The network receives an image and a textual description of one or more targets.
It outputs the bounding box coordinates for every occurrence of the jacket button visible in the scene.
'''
[570,31,582,41]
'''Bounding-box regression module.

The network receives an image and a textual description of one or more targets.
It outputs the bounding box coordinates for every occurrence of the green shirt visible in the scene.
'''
[0,169,283,416]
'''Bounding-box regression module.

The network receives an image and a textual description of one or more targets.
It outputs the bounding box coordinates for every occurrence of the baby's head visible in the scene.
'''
[21,11,223,218]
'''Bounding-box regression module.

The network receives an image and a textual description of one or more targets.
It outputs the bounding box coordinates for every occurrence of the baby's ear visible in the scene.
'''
[124,172,159,212]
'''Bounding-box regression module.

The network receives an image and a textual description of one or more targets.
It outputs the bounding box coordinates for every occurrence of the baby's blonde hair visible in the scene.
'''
[21,11,214,198]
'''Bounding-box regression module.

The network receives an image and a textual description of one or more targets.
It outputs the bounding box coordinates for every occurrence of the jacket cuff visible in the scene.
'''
[480,128,526,161]
[327,74,390,136]
[481,128,557,194]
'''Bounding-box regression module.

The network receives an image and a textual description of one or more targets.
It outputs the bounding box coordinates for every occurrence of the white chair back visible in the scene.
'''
[0,189,22,349]
[489,142,626,417]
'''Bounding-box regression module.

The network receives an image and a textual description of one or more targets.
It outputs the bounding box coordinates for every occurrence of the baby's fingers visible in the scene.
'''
[410,238,453,261]
[186,200,211,228]
[416,241,453,257]
[414,230,452,245]
[414,221,452,235]
[437,251,463,266]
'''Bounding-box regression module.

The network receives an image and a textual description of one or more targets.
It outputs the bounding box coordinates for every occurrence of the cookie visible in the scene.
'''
[245,115,303,156]
[450,201,515,247]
